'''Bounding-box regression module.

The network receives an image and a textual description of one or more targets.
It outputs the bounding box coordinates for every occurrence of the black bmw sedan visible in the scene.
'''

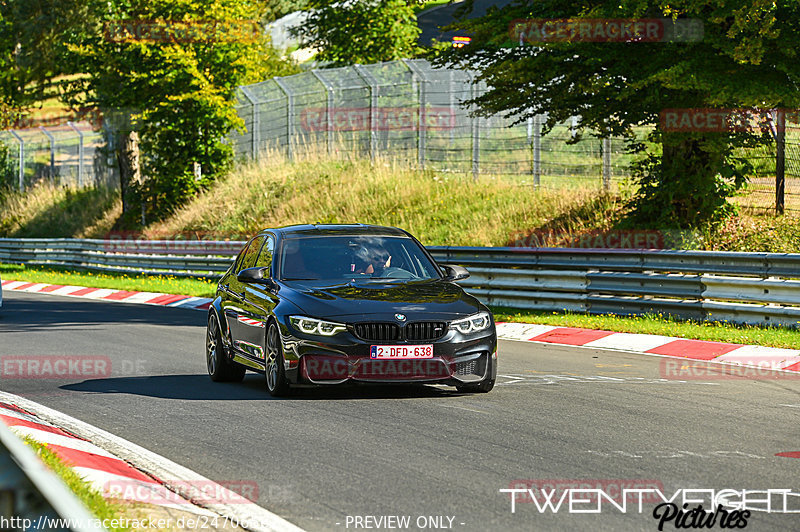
[206,224,497,396]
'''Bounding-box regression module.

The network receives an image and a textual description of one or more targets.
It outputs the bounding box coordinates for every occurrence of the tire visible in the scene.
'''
[455,378,494,394]
[206,313,246,382]
[265,321,291,397]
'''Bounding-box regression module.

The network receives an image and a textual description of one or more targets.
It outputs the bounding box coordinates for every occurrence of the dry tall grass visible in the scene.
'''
[0,182,119,237]
[146,149,611,246]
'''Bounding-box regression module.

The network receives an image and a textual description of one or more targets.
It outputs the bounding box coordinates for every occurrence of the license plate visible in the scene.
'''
[370,345,433,359]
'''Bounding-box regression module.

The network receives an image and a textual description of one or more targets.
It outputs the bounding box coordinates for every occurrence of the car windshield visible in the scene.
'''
[279,235,441,281]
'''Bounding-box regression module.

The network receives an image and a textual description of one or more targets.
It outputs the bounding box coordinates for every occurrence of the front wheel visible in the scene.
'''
[265,322,291,397]
[206,313,246,382]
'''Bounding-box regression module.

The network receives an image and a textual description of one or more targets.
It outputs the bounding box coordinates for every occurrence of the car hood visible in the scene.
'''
[278,279,483,320]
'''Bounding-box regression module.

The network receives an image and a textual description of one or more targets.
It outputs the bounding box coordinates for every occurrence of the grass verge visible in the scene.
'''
[2,261,797,349]
[0,263,216,298]
[24,437,132,532]
[493,307,800,350]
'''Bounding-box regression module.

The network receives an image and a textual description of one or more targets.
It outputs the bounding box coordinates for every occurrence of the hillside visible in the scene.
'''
[1,152,799,251]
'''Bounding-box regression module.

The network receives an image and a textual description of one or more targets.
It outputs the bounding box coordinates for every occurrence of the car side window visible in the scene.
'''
[256,236,275,273]
[238,235,265,273]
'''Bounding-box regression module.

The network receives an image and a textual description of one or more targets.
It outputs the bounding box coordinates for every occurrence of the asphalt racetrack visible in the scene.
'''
[1,290,798,531]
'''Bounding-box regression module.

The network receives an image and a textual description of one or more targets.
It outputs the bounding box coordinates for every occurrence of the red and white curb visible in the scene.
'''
[496,322,800,373]
[1,280,212,311]
[5,279,799,374]
[0,392,305,532]
[0,401,215,515]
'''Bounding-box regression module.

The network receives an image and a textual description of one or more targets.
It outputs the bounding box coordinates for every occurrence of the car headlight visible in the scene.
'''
[450,311,491,334]
[290,316,347,336]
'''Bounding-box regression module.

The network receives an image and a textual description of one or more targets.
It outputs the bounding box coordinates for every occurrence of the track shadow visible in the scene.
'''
[0,292,206,332]
[60,374,457,401]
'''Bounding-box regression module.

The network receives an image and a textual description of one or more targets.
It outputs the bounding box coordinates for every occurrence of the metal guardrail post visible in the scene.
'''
[311,70,335,155]
[353,65,379,161]
[9,130,24,191]
[67,122,84,187]
[39,126,56,181]
[274,78,294,161]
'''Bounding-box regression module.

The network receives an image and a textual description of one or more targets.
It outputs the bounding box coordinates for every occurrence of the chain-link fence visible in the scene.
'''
[734,123,800,212]
[0,122,117,191]
[231,59,642,189]
[1,58,796,213]
[231,58,799,212]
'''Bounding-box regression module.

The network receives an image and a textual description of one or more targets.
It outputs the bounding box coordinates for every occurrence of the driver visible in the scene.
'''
[352,244,391,276]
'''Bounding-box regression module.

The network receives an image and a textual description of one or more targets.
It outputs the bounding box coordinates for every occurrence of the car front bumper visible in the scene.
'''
[279,326,497,386]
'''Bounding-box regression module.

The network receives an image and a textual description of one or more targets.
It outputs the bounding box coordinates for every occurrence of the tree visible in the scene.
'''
[65,0,298,221]
[437,1,800,228]
[292,0,421,66]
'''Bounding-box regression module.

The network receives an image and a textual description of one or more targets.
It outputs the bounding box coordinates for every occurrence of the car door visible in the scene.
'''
[223,235,265,359]
[236,235,278,366]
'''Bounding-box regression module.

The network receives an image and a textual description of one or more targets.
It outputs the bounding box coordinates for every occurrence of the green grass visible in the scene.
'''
[493,307,800,350]
[3,261,798,349]
[0,263,217,298]
[24,437,132,532]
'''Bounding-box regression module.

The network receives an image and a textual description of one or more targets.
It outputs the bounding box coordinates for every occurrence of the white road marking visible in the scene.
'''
[496,374,719,386]
[586,449,766,459]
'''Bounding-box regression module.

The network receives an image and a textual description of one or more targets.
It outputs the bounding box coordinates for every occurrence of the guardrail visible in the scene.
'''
[0,421,105,531]
[2,238,800,327]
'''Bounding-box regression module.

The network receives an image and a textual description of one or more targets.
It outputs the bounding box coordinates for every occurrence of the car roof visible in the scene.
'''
[262,224,411,238]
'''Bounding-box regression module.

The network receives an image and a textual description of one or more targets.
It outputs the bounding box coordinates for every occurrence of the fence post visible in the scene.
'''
[533,115,541,188]
[602,137,611,192]
[67,121,84,187]
[9,130,24,191]
[403,60,426,170]
[39,126,56,181]
[274,77,294,161]
[470,73,480,180]
[311,70,334,155]
[239,87,259,161]
[776,110,785,215]
[354,64,379,161]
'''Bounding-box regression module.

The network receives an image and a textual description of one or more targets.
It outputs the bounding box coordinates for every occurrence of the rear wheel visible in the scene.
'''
[206,313,246,382]
[265,322,291,397]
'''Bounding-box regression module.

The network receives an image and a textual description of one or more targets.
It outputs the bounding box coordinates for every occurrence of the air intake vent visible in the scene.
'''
[354,322,400,342]
[406,322,447,342]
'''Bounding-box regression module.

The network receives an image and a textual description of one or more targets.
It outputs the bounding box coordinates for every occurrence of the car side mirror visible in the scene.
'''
[237,267,279,291]
[440,264,470,281]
